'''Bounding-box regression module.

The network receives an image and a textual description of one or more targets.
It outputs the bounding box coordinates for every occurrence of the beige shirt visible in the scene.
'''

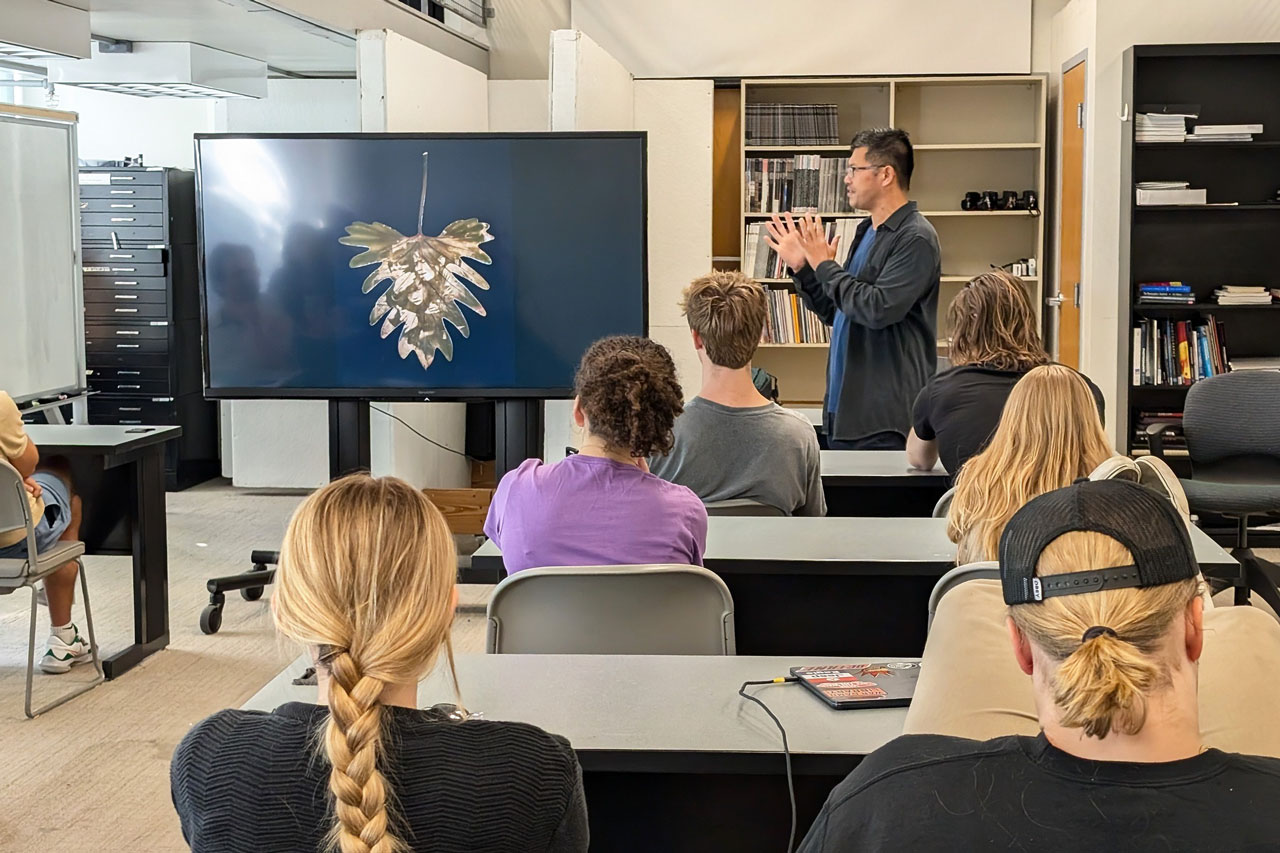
[0,392,42,547]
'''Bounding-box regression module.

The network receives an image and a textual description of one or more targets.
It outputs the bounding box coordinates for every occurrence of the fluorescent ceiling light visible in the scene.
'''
[47,42,266,99]
[0,41,78,62]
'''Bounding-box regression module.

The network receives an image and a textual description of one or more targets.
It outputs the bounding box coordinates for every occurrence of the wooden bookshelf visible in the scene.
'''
[730,75,1047,405]
[1119,43,1280,461]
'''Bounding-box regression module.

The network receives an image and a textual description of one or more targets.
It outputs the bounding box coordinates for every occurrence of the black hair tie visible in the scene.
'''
[1081,625,1117,642]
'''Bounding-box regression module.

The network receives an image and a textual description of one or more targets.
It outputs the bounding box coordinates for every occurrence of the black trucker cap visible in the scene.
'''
[999,479,1198,606]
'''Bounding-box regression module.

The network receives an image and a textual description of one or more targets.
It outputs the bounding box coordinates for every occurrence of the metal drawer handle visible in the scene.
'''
[110,204,135,209]
[119,384,141,390]
[108,253,133,258]
[110,267,136,272]
[118,371,140,375]
[115,330,140,336]
[110,217,136,222]
[113,281,138,286]
[120,420,142,425]
[111,176,135,181]
[109,190,134,195]
[119,407,142,412]
[115,344,139,349]
[114,308,138,313]
[113,294,137,299]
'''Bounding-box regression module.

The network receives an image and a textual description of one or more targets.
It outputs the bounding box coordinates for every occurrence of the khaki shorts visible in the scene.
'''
[904,579,1280,758]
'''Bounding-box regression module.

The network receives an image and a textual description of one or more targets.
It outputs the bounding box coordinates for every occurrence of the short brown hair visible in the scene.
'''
[680,271,767,369]
[574,336,684,457]
[947,270,1050,372]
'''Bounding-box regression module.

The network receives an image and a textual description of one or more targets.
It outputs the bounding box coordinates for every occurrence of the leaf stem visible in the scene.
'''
[417,152,429,235]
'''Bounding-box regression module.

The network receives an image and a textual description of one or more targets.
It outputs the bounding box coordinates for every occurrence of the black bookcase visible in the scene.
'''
[1121,43,1280,464]
[80,166,219,490]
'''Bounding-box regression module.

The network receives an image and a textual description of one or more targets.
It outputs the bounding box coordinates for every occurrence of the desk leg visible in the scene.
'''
[102,448,170,679]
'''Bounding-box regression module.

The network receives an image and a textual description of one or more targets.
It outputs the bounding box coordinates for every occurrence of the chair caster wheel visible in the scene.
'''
[200,604,223,635]
[241,586,264,602]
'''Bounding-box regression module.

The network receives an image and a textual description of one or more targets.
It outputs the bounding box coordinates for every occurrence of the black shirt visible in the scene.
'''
[798,732,1280,852]
[171,702,588,853]
[912,364,1106,476]
[793,201,941,442]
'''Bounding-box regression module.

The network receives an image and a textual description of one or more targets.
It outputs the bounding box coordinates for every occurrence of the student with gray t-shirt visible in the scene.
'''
[648,271,826,516]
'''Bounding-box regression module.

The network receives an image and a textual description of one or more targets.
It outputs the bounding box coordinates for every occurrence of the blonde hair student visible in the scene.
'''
[947,364,1113,563]
[172,474,588,853]
[797,480,1280,852]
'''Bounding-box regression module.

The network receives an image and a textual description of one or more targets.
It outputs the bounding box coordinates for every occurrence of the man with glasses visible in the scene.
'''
[766,128,940,450]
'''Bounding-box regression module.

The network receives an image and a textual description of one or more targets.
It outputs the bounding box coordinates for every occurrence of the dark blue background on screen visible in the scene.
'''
[196,134,646,396]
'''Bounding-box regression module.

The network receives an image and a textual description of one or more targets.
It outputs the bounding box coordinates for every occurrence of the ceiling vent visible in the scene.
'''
[47,41,267,99]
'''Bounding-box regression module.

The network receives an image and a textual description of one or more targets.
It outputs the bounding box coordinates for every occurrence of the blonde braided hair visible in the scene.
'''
[273,474,459,853]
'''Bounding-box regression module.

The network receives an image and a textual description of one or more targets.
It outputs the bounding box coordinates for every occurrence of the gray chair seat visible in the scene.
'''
[0,540,85,589]
[704,498,786,517]
[1181,479,1280,516]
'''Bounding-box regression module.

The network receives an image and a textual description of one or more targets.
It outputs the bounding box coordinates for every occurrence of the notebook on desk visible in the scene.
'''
[790,662,921,710]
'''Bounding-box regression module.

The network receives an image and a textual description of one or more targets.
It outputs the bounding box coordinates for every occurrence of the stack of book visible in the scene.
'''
[1213,285,1273,305]
[762,290,831,345]
[1186,123,1263,142]
[1132,316,1228,386]
[1136,112,1191,142]
[1137,281,1195,305]
[1135,181,1206,206]
[744,156,854,213]
[1132,412,1186,451]
[745,104,840,146]
[742,219,862,281]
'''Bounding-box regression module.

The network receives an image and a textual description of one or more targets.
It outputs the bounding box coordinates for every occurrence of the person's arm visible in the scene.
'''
[793,263,839,326]
[797,438,827,516]
[0,394,38,477]
[813,234,938,330]
[766,214,838,325]
[687,498,708,566]
[546,748,589,852]
[906,429,939,472]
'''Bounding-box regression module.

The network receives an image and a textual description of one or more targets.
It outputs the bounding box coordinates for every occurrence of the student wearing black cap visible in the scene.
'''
[798,480,1280,852]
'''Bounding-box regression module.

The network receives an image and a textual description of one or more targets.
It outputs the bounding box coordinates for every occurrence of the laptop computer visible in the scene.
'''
[790,662,921,710]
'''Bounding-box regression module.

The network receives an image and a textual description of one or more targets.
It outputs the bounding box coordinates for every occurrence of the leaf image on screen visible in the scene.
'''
[339,152,494,370]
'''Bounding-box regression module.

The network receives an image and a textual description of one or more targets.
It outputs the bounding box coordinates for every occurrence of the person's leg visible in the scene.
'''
[42,492,80,628]
[826,431,907,451]
[28,468,91,674]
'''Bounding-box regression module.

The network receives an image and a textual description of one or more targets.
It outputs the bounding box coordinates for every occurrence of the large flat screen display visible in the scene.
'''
[195,132,647,399]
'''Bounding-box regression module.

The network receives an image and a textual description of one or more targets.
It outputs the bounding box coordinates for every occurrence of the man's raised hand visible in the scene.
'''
[763,213,808,272]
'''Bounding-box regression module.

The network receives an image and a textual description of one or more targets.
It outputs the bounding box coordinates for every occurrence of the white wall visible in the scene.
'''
[1052,0,1280,447]
[572,0,1032,78]
[548,30,632,131]
[212,78,360,487]
[357,29,488,489]
[487,79,548,130]
[52,85,215,169]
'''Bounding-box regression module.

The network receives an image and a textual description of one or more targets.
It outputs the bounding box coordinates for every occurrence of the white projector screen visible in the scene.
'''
[0,107,85,404]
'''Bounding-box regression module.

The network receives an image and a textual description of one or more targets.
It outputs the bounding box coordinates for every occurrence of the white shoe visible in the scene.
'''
[1134,455,1192,528]
[1089,455,1141,483]
[41,627,93,674]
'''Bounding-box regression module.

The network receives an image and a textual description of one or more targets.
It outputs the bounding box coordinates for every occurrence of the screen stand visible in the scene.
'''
[494,399,543,479]
[329,399,371,480]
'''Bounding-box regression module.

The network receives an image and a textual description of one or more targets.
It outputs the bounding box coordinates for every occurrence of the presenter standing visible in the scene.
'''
[766,128,941,450]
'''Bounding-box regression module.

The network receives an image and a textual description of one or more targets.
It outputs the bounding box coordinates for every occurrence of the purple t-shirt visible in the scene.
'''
[484,454,708,574]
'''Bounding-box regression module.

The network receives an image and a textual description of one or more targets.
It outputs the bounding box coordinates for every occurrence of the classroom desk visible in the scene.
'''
[245,653,911,852]
[471,517,1238,657]
[819,450,950,516]
[25,424,181,679]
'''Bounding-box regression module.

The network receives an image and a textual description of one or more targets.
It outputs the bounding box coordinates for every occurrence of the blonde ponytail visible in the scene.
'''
[272,474,459,853]
[1009,531,1200,739]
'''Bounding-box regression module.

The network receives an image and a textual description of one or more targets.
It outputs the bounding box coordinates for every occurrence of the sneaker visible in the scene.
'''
[1134,455,1192,528]
[1089,455,1141,483]
[40,626,93,674]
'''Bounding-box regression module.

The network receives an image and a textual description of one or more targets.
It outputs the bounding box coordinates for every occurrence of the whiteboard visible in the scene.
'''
[0,107,85,404]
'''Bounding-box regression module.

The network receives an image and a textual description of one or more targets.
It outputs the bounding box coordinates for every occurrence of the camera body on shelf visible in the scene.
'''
[959,189,1038,213]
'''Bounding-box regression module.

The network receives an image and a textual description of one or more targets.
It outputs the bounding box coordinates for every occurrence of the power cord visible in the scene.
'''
[739,677,800,852]
[370,405,472,460]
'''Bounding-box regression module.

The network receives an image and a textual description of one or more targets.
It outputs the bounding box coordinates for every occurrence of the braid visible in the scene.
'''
[323,651,401,853]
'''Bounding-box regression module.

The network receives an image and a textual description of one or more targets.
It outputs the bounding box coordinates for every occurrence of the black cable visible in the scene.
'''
[370,405,472,460]
[739,677,800,853]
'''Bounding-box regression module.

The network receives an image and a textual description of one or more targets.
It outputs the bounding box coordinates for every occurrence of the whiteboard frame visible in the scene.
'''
[0,105,86,405]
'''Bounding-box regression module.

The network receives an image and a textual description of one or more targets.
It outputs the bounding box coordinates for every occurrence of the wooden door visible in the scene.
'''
[1056,60,1086,368]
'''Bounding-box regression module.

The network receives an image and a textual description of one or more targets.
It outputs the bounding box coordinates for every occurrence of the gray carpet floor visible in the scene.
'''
[0,480,491,853]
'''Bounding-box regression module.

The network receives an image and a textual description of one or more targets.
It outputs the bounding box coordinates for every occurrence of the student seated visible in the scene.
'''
[947,364,1114,563]
[0,390,90,674]
[171,474,587,853]
[485,335,706,573]
[799,479,1280,852]
[648,271,825,515]
[907,271,1103,476]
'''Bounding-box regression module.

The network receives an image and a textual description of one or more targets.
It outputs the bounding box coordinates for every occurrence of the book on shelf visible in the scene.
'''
[1230,357,1280,371]
[1186,123,1263,142]
[1137,281,1193,304]
[745,104,840,146]
[1136,111,1192,142]
[1132,411,1185,450]
[743,218,863,282]
[761,289,830,345]
[1135,181,1207,205]
[1132,316,1228,386]
[744,156,853,214]
[1213,285,1273,305]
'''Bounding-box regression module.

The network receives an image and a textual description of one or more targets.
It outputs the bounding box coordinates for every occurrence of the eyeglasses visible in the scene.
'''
[845,164,883,176]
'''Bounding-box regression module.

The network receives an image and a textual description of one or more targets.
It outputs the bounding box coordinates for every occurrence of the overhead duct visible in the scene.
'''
[47,41,267,98]
[1,0,91,61]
